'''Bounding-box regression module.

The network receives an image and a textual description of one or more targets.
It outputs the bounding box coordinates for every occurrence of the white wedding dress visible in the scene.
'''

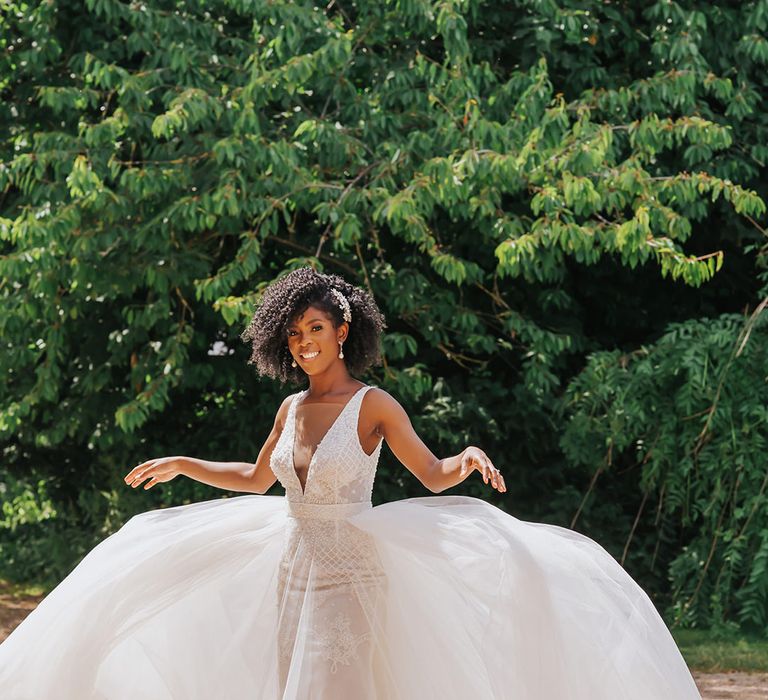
[0,385,702,699]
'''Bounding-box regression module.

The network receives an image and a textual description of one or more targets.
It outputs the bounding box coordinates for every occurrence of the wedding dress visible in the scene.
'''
[0,384,702,699]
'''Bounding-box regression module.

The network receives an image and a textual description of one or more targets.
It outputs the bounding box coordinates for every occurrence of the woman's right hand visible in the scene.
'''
[124,457,185,490]
[459,446,506,493]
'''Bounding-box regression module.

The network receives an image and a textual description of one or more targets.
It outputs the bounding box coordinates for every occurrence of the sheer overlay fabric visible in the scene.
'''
[0,385,702,699]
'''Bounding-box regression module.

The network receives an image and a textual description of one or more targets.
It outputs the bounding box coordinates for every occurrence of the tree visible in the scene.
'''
[1,0,766,628]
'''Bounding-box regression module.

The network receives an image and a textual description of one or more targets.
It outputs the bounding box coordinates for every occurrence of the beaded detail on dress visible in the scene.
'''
[269,385,388,693]
[269,385,383,505]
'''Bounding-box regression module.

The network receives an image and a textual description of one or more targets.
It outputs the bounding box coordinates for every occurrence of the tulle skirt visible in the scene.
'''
[0,494,701,699]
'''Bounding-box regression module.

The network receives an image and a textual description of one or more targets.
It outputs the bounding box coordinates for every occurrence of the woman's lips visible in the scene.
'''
[299,351,319,362]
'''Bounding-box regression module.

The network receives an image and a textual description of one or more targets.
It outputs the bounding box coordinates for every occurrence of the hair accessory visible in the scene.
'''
[330,288,352,323]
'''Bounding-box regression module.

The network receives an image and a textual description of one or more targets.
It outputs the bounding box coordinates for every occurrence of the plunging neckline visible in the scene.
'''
[291,385,367,497]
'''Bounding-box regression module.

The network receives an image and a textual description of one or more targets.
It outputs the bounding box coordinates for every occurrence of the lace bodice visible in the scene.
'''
[270,385,383,505]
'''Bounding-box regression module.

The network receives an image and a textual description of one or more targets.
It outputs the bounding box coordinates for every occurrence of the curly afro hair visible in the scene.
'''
[240,266,387,386]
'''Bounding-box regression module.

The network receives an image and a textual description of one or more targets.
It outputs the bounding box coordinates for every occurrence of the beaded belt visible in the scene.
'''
[286,500,372,521]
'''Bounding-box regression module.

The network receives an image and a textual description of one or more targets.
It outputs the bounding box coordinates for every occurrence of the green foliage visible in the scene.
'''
[561,313,768,632]
[1,0,767,630]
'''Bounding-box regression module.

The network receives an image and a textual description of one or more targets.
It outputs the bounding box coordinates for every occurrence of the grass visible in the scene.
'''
[673,628,768,673]
[0,578,46,597]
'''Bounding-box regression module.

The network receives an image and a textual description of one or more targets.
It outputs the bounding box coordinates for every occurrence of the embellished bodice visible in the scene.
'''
[269,384,383,506]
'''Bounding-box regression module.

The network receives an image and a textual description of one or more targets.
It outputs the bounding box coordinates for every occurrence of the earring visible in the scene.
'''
[291,359,297,367]
[338,341,344,359]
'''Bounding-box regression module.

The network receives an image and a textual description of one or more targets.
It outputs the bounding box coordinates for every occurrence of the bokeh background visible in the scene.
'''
[2,0,767,648]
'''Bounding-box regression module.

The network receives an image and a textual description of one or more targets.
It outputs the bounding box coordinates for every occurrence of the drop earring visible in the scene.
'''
[291,358,297,367]
[338,341,344,359]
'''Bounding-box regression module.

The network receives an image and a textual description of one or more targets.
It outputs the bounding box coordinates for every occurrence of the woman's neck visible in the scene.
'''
[305,371,362,399]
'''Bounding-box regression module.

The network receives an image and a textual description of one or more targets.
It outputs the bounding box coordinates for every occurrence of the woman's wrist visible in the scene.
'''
[430,449,470,493]
[176,456,201,484]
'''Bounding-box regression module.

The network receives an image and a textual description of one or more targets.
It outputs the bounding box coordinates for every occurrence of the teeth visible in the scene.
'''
[301,351,319,359]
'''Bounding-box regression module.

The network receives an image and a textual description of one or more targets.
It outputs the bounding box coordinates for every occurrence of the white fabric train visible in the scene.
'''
[0,385,702,698]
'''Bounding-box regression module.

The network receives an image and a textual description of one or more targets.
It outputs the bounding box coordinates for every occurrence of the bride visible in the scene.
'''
[0,266,701,699]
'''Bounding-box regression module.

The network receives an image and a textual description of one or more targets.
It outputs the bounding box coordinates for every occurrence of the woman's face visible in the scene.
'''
[286,305,346,372]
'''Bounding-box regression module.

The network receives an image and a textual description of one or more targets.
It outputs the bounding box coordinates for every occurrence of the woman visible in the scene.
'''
[0,266,701,699]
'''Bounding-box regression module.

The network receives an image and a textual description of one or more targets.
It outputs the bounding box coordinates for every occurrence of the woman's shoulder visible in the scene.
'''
[360,385,407,422]
[362,384,396,400]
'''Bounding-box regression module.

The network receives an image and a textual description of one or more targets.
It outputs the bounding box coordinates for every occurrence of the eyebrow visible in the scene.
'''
[287,318,325,328]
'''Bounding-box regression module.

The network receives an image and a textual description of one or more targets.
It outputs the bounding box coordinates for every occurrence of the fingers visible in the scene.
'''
[129,471,151,488]
[461,452,506,494]
[482,457,505,494]
[124,460,156,488]
[124,460,150,481]
[487,458,506,493]
[481,459,492,486]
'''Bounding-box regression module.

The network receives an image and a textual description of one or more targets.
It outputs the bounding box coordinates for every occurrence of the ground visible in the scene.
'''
[692,672,768,700]
[1,584,766,697]
[0,585,39,642]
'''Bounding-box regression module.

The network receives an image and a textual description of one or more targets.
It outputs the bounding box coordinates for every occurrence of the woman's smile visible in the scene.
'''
[284,305,352,374]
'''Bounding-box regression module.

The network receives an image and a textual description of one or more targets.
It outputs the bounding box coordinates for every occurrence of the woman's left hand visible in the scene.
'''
[459,446,506,493]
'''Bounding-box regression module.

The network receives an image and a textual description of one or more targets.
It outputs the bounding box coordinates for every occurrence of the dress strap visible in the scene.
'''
[349,384,374,426]
[289,390,306,415]
[286,391,305,447]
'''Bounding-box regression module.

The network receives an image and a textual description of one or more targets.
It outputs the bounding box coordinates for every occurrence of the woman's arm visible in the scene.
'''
[124,455,263,494]
[365,388,505,494]
[123,395,291,495]
[179,458,264,493]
